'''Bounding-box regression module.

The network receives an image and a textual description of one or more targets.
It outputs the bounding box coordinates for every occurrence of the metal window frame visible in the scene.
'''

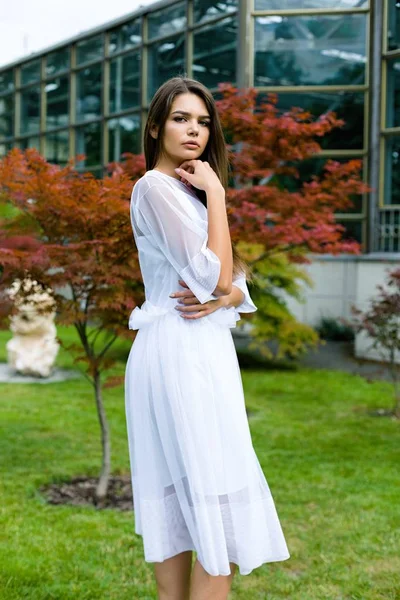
[380,0,400,209]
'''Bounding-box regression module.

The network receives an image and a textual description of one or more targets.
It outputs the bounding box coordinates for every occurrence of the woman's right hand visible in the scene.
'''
[175,160,224,195]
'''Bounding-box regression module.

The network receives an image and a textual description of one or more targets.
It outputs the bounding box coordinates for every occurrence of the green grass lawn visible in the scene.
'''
[0,328,399,600]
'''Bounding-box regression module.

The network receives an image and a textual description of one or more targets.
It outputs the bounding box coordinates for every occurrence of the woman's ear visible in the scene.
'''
[150,127,158,140]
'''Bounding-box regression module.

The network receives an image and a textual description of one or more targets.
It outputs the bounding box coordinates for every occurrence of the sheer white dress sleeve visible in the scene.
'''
[134,178,257,318]
[232,273,257,315]
[135,182,221,304]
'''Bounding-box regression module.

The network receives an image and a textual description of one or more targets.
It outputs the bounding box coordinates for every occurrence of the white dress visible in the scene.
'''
[124,169,290,576]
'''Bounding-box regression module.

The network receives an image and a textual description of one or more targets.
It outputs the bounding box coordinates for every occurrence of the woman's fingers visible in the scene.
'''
[175,303,205,313]
[177,297,198,305]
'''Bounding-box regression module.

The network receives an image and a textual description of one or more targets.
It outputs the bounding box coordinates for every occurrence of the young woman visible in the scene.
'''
[125,76,290,600]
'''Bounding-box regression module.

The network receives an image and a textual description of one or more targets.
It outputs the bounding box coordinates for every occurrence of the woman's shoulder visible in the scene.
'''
[132,170,172,194]
[132,169,158,190]
[131,169,194,201]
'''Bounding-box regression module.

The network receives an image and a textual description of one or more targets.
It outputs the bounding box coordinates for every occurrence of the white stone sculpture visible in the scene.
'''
[6,277,59,378]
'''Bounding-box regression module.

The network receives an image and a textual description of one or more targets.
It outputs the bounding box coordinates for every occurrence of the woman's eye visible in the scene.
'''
[173,117,210,126]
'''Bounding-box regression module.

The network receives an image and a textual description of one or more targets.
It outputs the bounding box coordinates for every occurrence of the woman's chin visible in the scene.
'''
[180,149,201,159]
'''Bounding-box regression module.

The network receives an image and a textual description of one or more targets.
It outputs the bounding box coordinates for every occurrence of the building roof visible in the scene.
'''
[0,0,177,72]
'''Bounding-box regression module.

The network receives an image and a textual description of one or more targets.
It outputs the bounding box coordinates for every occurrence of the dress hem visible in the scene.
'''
[134,531,291,577]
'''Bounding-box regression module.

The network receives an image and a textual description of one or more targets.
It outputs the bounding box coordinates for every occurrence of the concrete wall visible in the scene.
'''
[283,253,400,365]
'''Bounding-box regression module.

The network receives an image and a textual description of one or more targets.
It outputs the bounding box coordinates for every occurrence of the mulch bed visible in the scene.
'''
[39,475,134,511]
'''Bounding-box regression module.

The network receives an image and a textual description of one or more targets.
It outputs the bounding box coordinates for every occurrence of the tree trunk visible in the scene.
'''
[393,380,400,419]
[93,370,111,502]
[388,350,400,419]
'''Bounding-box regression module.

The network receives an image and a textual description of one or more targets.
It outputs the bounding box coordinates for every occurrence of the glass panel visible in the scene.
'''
[148,35,185,101]
[76,64,102,122]
[108,114,141,162]
[21,59,41,86]
[109,52,140,113]
[76,35,103,65]
[255,0,368,7]
[193,0,237,25]
[45,76,69,129]
[193,17,237,89]
[21,86,40,134]
[274,156,364,214]
[387,58,400,128]
[0,70,14,94]
[76,121,102,167]
[20,137,40,150]
[0,95,14,138]
[0,141,13,157]
[254,14,366,87]
[46,48,70,76]
[334,219,363,246]
[388,0,400,51]
[384,137,400,206]
[45,130,69,165]
[148,2,186,40]
[109,20,141,53]
[257,91,364,150]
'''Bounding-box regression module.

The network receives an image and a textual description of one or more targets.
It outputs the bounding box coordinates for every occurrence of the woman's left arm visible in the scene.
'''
[219,285,245,310]
[173,274,257,319]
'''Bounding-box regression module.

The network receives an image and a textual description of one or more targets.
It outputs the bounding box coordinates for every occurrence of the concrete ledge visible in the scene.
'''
[307,253,400,262]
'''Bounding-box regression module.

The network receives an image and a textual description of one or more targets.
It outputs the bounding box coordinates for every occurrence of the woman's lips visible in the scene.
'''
[182,142,199,148]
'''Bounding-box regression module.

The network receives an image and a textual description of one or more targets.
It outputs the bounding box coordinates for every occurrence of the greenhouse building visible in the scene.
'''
[0,0,398,360]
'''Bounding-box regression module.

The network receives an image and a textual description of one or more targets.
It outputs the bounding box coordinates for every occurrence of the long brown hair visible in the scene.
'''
[143,75,251,282]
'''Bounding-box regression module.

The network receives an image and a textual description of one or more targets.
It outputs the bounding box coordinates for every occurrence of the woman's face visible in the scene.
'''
[153,92,211,166]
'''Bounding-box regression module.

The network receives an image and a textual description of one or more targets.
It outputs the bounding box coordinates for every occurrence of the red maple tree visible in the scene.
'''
[0,149,142,500]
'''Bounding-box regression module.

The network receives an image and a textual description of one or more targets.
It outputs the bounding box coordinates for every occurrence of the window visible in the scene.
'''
[21,60,41,86]
[76,35,103,65]
[0,95,14,138]
[76,64,102,122]
[193,0,237,25]
[193,17,237,89]
[254,14,367,87]
[148,35,185,101]
[384,137,400,206]
[0,141,13,157]
[46,48,69,77]
[274,156,364,214]
[75,121,102,167]
[0,70,14,94]
[108,115,141,162]
[386,58,400,129]
[387,1,400,51]
[45,76,69,129]
[109,20,141,53]
[45,130,69,165]
[19,137,40,150]
[334,219,363,246]
[109,52,140,113]
[257,91,365,150]
[148,2,186,40]
[21,86,41,134]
